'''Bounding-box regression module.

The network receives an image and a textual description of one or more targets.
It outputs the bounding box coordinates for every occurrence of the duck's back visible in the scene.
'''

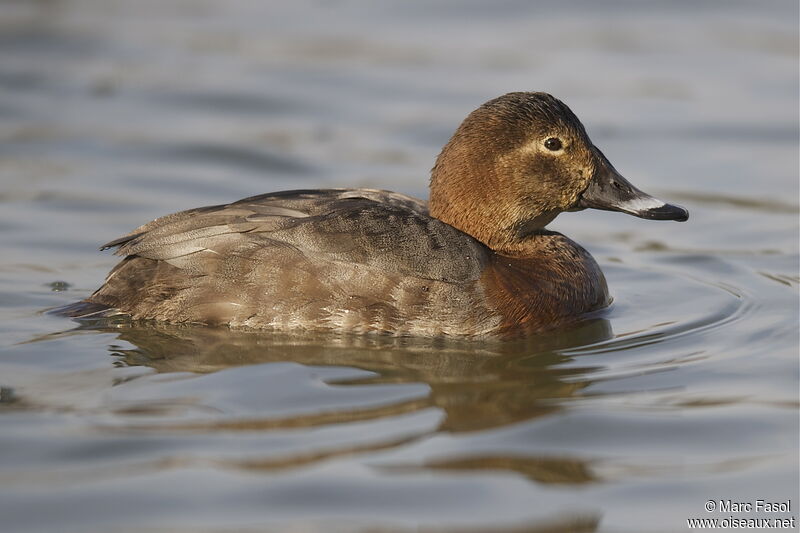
[86,189,500,336]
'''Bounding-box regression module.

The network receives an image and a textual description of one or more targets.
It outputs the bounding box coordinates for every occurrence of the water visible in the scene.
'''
[1,1,798,532]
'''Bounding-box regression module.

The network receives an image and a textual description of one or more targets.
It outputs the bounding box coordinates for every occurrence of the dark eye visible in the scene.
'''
[544,137,563,151]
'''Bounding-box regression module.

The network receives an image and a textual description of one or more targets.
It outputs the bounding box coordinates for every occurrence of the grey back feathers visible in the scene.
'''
[90,189,497,335]
[102,189,485,282]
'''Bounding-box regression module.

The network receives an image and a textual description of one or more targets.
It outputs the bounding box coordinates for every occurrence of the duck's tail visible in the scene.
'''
[47,301,120,319]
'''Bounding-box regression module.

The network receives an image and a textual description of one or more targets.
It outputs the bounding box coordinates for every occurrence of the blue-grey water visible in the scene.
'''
[0,1,798,532]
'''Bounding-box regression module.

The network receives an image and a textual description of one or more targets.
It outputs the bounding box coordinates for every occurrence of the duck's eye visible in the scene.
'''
[544,137,563,151]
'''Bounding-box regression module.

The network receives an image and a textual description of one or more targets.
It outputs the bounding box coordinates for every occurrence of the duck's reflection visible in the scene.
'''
[61,317,611,492]
[101,319,610,426]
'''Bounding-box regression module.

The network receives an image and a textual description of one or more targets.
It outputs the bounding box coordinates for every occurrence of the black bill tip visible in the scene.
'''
[621,199,689,222]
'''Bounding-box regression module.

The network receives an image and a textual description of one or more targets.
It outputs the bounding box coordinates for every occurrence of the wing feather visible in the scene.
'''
[98,188,485,283]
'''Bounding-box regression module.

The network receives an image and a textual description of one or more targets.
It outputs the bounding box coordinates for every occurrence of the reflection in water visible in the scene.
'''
[106,318,610,431]
[37,317,612,485]
[9,317,617,531]
[385,455,598,485]
[420,515,601,533]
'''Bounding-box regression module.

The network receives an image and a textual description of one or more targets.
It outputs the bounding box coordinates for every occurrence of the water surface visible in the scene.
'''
[0,1,798,532]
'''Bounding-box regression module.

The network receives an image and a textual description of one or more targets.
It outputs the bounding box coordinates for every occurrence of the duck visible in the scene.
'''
[63,92,688,337]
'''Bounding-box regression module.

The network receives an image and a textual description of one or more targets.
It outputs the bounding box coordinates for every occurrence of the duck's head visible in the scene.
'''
[429,92,688,253]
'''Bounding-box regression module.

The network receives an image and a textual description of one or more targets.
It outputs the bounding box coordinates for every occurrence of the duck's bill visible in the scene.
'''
[577,162,688,222]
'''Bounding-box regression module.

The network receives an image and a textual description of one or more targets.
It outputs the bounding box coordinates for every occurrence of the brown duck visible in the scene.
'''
[64,92,688,337]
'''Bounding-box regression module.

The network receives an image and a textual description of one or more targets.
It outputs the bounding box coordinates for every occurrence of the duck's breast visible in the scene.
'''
[480,233,610,336]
